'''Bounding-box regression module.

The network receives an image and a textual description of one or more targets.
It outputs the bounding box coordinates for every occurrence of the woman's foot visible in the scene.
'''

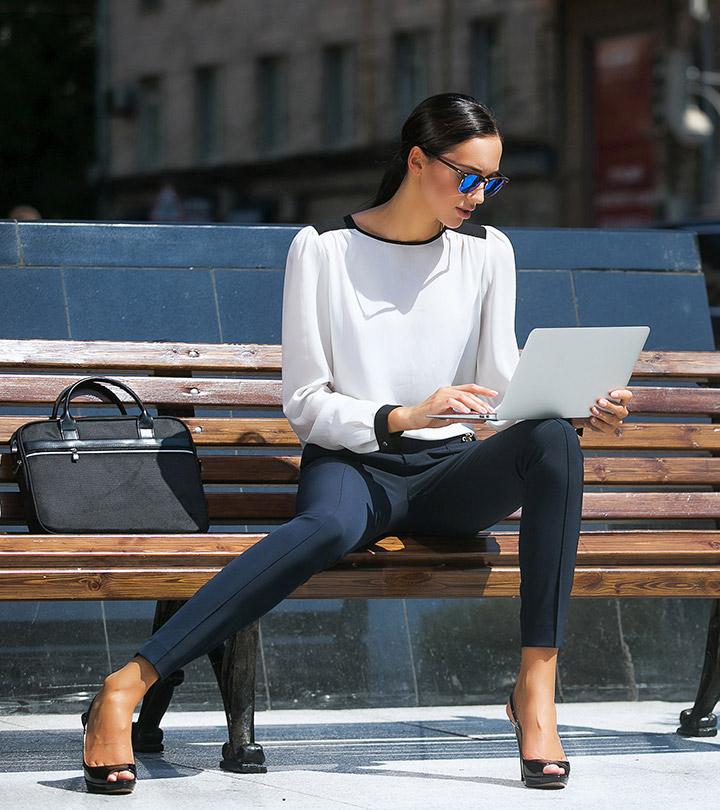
[83,658,159,785]
[505,679,567,776]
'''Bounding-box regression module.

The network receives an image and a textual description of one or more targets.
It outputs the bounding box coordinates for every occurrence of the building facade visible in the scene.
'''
[96,0,720,228]
[4,0,713,714]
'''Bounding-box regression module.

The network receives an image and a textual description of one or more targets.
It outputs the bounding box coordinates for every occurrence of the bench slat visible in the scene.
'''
[0,339,281,371]
[1,376,720,416]
[0,490,718,522]
[0,566,718,600]
[0,530,718,566]
[1,341,720,377]
[2,417,720,448]
[2,454,720,485]
[0,374,281,408]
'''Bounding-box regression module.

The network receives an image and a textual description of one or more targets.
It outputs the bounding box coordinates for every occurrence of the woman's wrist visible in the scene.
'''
[388,406,411,432]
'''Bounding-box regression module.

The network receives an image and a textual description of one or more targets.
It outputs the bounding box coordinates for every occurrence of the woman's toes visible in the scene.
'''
[99,769,136,784]
[543,763,565,775]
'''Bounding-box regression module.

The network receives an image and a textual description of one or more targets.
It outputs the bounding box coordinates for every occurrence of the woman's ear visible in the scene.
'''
[407,145,426,176]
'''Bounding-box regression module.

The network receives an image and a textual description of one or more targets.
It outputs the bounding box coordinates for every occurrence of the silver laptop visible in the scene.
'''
[426,325,650,422]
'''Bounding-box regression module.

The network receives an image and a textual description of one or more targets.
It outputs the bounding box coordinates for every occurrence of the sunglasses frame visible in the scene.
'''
[420,146,510,197]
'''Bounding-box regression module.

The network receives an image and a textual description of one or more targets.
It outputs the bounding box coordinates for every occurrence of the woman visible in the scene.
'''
[81,92,631,794]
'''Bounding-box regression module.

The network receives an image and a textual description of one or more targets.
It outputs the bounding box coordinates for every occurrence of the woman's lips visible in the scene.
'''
[456,207,472,219]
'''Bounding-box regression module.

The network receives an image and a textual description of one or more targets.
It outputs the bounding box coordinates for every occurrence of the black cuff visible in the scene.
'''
[563,417,584,436]
[374,404,404,451]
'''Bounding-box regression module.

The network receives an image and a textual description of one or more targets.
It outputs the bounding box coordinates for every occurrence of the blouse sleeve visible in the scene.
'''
[474,225,523,432]
[281,225,399,453]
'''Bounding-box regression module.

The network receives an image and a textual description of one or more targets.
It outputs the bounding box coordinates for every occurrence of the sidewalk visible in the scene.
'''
[0,700,717,808]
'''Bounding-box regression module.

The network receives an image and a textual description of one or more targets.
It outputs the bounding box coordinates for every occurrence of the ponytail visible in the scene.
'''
[370,146,412,208]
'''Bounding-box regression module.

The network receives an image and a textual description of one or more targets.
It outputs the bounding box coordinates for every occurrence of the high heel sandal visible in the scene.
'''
[81,694,137,795]
[506,683,570,789]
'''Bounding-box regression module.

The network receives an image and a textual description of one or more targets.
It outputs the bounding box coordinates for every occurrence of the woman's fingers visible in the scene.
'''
[447,398,473,415]
[591,406,618,426]
[609,388,633,405]
[448,395,493,414]
[606,388,631,418]
[591,402,621,421]
[458,383,499,397]
[595,397,626,419]
[589,412,618,432]
[447,384,499,414]
[460,392,495,413]
[590,388,631,431]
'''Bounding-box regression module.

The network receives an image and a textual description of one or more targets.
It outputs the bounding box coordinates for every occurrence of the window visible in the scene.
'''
[322,44,356,148]
[469,19,503,117]
[256,55,288,155]
[394,31,430,127]
[194,65,223,162]
[137,75,162,170]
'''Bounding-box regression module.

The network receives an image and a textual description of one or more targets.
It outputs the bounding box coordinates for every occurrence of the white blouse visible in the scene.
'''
[281,214,522,454]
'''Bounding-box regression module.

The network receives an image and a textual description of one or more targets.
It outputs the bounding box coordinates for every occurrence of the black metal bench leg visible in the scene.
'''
[678,598,720,736]
[131,599,187,753]
[207,620,267,773]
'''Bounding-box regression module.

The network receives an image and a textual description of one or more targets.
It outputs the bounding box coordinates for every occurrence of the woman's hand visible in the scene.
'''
[575,388,632,434]
[390,384,499,432]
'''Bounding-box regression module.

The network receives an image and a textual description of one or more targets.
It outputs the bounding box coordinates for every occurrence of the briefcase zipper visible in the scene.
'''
[25,448,198,462]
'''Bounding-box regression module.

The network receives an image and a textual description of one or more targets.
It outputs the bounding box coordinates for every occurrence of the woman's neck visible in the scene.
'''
[352,200,444,243]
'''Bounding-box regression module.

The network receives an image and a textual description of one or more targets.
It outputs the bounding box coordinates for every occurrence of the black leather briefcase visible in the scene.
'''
[9,376,209,534]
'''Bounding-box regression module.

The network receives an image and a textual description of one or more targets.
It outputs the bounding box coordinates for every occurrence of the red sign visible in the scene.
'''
[592,32,658,226]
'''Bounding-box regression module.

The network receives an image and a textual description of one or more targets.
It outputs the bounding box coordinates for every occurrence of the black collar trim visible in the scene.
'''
[343,213,447,245]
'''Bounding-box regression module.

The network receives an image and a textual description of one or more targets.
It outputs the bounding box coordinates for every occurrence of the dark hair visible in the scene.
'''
[367,92,502,208]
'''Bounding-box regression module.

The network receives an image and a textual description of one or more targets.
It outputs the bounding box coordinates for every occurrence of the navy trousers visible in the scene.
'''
[136,417,584,679]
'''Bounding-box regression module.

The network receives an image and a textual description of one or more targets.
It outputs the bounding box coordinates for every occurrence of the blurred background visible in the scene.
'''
[5,1,720,313]
[0,0,716,228]
[2,0,720,714]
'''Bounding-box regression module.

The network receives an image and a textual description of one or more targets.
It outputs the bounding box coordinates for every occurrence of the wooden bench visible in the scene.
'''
[2,338,720,772]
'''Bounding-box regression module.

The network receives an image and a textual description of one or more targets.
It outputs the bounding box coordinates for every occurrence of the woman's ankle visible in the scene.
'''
[514,676,558,708]
[516,674,554,696]
[102,660,157,699]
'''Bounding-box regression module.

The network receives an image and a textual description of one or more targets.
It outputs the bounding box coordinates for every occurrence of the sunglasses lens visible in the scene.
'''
[484,178,505,197]
[457,176,507,196]
[459,175,483,193]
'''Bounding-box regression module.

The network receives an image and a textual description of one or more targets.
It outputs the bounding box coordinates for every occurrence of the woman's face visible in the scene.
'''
[414,135,504,228]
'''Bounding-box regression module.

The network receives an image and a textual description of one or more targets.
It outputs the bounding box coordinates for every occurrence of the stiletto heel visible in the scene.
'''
[506,682,570,789]
[81,694,137,795]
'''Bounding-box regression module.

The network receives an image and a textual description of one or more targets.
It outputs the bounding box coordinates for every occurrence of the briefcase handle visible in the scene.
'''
[55,376,155,441]
[51,380,129,419]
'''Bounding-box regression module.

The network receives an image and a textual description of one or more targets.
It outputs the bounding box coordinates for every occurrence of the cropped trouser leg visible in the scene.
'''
[404,417,584,648]
[135,453,403,680]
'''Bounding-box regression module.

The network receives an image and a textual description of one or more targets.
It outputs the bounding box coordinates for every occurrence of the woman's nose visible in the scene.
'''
[467,187,485,205]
